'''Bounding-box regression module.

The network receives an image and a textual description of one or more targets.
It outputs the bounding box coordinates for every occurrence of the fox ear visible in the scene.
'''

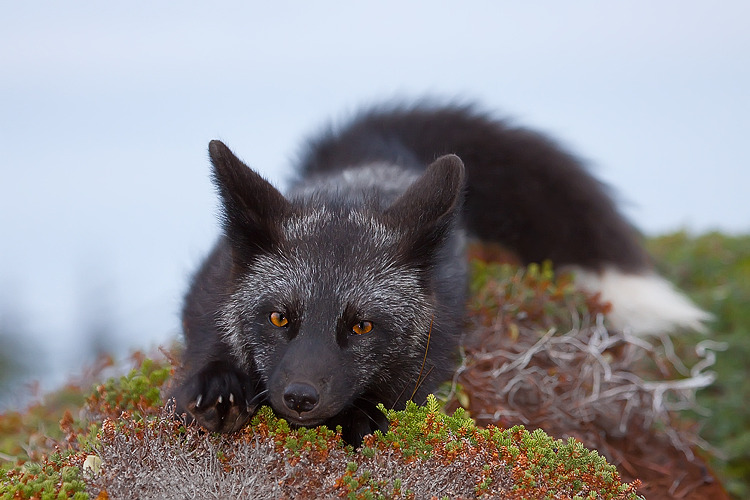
[385,154,466,262]
[209,140,290,257]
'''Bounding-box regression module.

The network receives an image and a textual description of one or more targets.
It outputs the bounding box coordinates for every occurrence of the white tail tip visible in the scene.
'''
[571,267,713,336]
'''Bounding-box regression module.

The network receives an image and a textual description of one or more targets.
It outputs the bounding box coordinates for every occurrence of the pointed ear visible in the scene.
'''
[384,154,465,263]
[209,140,290,257]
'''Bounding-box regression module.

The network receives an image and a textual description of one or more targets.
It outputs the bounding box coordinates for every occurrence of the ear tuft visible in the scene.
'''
[208,139,231,165]
[208,140,290,258]
[385,154,465,224]
[385,154,466,264]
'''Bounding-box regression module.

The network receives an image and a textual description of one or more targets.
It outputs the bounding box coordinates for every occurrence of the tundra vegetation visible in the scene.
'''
[1,231,747,499]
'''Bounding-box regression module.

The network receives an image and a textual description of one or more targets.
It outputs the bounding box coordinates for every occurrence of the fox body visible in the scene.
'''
[173,104,708,446]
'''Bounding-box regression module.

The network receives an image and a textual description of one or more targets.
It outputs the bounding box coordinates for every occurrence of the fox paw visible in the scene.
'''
[327,401,389,448]
[175,365,260,433]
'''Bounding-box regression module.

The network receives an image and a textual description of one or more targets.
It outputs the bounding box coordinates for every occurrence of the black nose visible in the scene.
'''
[283,382,319,413]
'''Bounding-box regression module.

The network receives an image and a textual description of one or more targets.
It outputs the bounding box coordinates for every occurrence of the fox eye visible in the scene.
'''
[352,320,373,335]
[269,311,289,327]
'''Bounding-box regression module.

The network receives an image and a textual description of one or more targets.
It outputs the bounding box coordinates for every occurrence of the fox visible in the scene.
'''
[172,103,709,446]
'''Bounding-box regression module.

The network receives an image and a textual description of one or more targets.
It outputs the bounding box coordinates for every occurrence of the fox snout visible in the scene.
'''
[282,382,320,414]
[267,339,350,425]
[270,373,343,426]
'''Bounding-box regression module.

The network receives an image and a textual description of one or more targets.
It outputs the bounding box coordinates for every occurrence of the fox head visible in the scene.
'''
[208,140,465,435]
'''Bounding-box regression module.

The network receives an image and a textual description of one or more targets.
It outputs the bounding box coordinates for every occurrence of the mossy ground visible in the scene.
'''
[1,356,641,499]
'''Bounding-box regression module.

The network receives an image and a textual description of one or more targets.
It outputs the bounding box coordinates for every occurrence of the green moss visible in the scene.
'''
[0,387,88,467]
[356,396,640,499]
[0,451,88,500]
[87,357,172,419]
[2,354,174,499]
[336,460,412,500]
[468,259,610,334]
[647,232,750,498]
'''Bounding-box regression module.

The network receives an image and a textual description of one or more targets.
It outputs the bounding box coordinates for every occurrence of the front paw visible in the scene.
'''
[327,400,390,448]
[174,365,260,433]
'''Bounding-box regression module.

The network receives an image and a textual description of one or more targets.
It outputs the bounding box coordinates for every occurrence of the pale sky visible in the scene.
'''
[1,1,748,402]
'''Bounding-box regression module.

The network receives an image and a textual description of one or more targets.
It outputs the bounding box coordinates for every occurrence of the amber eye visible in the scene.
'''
[269,312,289,327]
[352,320,373,335]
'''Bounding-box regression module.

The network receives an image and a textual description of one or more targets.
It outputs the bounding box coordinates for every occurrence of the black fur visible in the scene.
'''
[298,104,649,271]
[172,103,651,447]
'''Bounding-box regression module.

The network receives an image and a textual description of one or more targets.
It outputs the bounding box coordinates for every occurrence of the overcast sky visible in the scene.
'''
[1,1,748,401]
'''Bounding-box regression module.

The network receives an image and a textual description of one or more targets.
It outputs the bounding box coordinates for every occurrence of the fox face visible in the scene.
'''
[220,208,434,426]
[175,141,466,444]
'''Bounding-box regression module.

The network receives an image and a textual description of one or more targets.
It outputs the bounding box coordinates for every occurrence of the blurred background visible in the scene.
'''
[1,1,749,407]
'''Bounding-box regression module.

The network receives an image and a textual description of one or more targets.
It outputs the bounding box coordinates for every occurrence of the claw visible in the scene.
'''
[217,395,223,404]
[229,393,235,404]
[195,394,203,408]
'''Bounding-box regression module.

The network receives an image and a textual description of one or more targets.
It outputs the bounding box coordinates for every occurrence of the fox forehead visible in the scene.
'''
[281,207,400,247]
[244,237,420,310]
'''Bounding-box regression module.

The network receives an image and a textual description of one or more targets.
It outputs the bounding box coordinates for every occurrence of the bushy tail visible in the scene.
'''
[297,103,710,335]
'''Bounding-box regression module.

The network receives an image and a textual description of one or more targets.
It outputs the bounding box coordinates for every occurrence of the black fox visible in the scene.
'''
[172,103,708,446]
